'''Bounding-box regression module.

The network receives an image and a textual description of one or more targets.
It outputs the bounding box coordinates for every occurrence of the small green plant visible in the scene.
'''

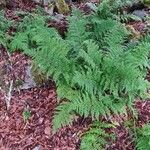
[22,110,31,121]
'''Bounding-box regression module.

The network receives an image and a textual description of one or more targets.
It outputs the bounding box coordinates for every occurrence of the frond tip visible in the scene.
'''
[52,102,74,133]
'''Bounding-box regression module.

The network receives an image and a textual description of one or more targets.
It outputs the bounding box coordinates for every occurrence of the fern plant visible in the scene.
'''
[8,0,150,149]
[10,0,150,130]
[136,124,150,150]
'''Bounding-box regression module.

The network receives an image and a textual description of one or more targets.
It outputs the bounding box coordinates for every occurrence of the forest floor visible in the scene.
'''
[0,0,150,149]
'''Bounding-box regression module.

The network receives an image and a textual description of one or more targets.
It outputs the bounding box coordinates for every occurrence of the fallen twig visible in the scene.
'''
[4,80,13,110]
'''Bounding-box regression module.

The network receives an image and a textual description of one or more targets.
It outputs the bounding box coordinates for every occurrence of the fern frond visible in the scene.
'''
[66,9,89,56]
[136,124,150,150]
[10,33,29,52]
[52,101,75,133]
[80,121,115,150]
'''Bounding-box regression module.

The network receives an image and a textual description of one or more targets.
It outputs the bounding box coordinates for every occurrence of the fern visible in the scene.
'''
[9,3,150,132]
[80,121,115,150]
[0,10,13,48]
[52,6,150,132]
[52,101,75,133]
[66,9,90,57]
[136,124,150,150]
[7,1,150,149]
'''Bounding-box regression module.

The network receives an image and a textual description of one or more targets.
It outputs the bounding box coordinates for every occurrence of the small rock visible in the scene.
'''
[53,14,65,22]
[85,2,97,11]
[20,65,36,90]
[44,5,54,15]
[32,0,41,3]
[39,117,44,124]
[44,126,51,135]
[32,145,41,150]
[132,10,148,20]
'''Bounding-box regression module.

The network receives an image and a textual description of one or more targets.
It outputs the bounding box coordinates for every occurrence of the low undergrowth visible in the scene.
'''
[0,0,150,149]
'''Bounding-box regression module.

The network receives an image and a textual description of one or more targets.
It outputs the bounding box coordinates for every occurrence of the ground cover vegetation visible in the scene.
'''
[0,0,150,149]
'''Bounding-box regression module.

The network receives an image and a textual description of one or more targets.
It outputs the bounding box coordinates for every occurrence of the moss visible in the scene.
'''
[144,0,150,5]
[55,0,70,14]
[0,0,6,9]
[14,79,23,87]
[31,62,48,85]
